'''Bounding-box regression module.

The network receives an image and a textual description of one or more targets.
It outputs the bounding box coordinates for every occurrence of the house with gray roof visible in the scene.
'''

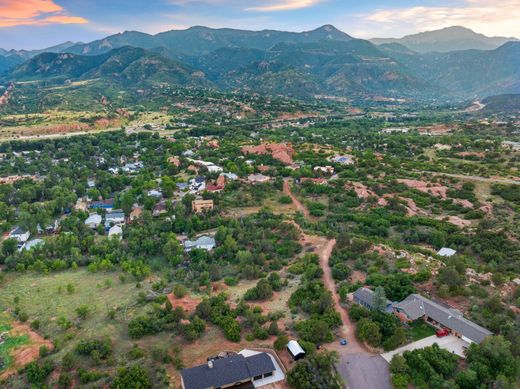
[184,236,216,252]
[394,294,492,344]
[181,353,275,389]
[353,287,393,313]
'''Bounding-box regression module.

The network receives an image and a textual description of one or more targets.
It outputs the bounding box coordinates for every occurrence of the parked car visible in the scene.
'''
[436,328,450,337]
[340,339,348,346]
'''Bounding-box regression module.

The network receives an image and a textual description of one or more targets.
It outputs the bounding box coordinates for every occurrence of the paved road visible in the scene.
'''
[337,354,391,389]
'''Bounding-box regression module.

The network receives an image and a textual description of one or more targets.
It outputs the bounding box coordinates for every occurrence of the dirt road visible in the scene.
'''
[283,180,367,354]
[283,179,310,218]
[318,238,367,354]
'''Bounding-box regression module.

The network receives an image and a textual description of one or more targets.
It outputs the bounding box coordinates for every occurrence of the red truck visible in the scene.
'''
[436,328,450,337]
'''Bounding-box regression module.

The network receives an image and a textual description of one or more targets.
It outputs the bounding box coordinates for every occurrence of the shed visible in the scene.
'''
[287,340,305,361]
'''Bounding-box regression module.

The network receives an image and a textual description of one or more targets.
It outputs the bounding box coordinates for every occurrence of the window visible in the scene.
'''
[253,375,262,381]
[264,372,273,377]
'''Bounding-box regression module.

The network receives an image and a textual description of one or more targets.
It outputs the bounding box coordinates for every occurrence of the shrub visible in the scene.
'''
[111,366,151,389]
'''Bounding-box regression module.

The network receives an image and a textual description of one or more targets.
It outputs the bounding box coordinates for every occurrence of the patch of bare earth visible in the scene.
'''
[0,321,53,380]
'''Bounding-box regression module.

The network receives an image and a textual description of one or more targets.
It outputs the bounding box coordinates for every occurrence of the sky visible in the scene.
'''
[0,0,519,50]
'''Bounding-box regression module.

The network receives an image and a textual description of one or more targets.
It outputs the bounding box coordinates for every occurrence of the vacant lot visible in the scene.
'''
[0,270,155,358]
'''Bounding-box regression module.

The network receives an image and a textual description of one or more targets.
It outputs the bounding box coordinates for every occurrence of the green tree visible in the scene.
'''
[111,366,151,389]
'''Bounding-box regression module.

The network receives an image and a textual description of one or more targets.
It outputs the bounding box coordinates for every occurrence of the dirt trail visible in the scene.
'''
[283,179,310,218]
[284,179,368,355]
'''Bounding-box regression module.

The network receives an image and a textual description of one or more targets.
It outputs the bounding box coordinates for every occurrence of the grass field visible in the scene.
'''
[0,270,157,358]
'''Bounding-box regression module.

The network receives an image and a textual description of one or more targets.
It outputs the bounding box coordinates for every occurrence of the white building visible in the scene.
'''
[437,247,457,257]
[85,214,102,229]
[184,236,216,252]
[9,227,30,243]
[108,225,123,240]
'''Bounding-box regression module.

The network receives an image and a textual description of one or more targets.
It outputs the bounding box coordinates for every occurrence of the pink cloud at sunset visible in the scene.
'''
[0,0,87,27]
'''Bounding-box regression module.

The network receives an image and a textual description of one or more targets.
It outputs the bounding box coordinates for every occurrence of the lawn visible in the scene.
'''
[408,320,436,341]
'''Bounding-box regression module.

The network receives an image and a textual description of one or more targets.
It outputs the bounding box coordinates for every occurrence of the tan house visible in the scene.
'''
[248,174,271,184]
[192,199,214,213]
[168,156,181,167]
[129,207,143,222]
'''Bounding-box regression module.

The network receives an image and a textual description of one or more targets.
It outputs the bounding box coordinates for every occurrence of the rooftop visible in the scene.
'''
[181,353,275,389]
[394,294,492,343]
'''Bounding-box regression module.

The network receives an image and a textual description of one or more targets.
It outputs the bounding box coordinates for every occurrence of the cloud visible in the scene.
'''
[168,0,323,12]
[246,0,324,11]
[0,0,87,27]
[363,0,520,38]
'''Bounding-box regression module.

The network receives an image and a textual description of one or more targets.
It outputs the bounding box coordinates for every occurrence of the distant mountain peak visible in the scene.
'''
[371,25,518,53]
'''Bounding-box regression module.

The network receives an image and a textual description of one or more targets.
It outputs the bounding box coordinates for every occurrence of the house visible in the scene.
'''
[220,172,238,181]
[9,227,30,243]
[153,203,168,217]
[21,238,44,251]
[105,210,125,228]
[192,199,214,213]
[181,353,276,389]
[87,179,96,188]
[353,287,394,313]
[215,175,227,187]
[189,177,206,193]
[108,225,123,240]
[502,141,520,151]
[184,236,216,252]
[331,155,355,165]
[394,294,492,344]
[89,198,114,210]
[147,189,162,198]
[168,156,181,167]
[85,214,102,229]
[129,207,143,222]
[314,166,335,174]
[37,219,59,234]
[206,184,224,193]
[437,247,457,257]
[176,182,189,191]
[248,174,271,184]
[287,340,306,361]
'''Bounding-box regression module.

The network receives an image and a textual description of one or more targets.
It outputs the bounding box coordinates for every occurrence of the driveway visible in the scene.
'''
[337,353,391,389]
[381,335,469,363]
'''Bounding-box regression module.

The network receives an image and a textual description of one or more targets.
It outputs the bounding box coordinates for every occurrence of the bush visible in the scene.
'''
[76,338,112,360]
[25,360,54,384]
[128,316,162,339]
[274,335,289,351]
[173,284,188,298]
[111,366,151,389]
[78,368,105,384]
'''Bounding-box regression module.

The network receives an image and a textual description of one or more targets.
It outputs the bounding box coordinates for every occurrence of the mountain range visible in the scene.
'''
[1,25,519,101]
[371,26,518,53]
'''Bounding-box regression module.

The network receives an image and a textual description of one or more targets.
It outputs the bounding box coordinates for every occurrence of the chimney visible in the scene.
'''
[208,360,213,369]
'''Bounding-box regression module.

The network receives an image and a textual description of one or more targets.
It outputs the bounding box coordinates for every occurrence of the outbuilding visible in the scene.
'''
[287,340,306,361]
